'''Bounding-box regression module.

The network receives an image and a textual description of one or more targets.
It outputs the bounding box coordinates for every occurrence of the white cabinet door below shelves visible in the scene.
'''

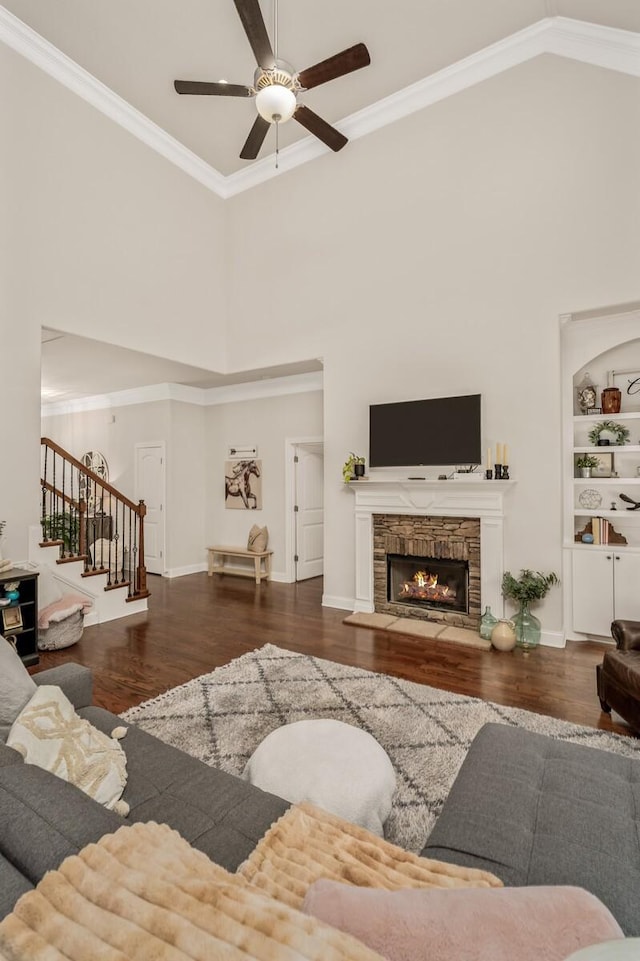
[572,551,613,636]
[572,550,640,635]
[613,552,640,621]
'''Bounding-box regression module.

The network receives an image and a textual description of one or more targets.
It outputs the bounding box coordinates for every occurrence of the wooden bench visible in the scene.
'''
[207,545,273,584]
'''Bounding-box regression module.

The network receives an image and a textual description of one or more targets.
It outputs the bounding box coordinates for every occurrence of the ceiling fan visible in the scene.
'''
[174,0,370,161]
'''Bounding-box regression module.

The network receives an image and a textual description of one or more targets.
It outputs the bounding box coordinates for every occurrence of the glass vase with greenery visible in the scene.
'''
[501,569,560,652]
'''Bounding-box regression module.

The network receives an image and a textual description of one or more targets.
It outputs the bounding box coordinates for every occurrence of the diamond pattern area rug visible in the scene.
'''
[122,644,640,853]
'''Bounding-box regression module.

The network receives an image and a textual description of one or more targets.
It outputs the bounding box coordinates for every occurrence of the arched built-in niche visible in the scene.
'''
[561,304,640,640]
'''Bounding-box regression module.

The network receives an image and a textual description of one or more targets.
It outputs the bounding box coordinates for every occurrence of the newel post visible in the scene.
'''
[136,500,147,595]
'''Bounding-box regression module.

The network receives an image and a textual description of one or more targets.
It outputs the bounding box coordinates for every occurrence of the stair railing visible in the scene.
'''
[40,437,149,601]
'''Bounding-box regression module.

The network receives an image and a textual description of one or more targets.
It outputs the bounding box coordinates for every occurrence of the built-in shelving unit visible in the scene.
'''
[562,308,640,638]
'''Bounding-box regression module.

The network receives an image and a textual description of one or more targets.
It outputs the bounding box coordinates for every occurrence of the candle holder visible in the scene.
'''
[501,464,510,480]
[485,469,493,480]
[494,464,503,479]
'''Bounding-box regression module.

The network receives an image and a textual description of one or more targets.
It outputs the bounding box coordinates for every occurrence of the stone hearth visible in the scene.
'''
[374,514,481,629]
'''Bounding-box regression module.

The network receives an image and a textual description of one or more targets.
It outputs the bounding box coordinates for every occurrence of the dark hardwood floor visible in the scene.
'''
[34,572,636,738]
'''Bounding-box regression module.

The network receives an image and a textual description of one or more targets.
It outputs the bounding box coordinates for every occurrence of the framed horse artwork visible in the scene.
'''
[224,459,262,510]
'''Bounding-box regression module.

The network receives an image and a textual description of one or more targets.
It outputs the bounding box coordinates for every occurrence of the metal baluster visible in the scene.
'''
[128,506,132,596]
[132,508,138,596]
[113,498,120,584]
[106,490,112,586]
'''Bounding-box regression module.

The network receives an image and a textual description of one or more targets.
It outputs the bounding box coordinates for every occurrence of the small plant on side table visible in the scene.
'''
[501,569,559,652]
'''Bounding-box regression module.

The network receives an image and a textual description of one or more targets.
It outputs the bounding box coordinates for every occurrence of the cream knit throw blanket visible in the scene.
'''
[0,807,501,960]
[239,802,502,909]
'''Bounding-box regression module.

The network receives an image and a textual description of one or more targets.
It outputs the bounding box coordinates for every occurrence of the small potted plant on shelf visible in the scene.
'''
[342,453,366,483]
[501,569,559,652]
[576,454,600,478]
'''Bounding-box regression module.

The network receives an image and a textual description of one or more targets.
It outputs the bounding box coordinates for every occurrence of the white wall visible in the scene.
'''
[0,42,229,370]
[204,391,323,577]
[0,48,47,561]
[225,56,640,630]
[167,402,206,574]
[1,34,229,559]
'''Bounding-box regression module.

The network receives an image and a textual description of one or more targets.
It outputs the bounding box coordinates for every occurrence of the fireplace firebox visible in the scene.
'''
[387,553,469,615]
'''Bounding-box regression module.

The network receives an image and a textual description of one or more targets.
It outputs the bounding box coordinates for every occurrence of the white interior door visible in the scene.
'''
[135,443,166,575]
[295,445,324,580]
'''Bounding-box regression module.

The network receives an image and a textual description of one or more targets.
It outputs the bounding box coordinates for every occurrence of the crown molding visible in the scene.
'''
[41,371,324,417]
[2,10,639,199]
[0,5,229,197]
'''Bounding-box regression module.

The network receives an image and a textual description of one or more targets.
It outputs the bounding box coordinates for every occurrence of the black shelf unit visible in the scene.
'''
[1,568,39,667]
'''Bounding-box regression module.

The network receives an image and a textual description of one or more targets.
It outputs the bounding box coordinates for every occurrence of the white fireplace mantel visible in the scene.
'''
[350,479,515,617]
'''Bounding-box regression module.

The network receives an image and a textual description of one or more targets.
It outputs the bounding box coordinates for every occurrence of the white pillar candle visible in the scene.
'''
[496,443,502,466]
[487,447,492,470]
[503,444,509,465]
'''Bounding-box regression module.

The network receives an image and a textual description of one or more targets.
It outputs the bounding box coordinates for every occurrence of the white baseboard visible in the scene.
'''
[539,630,566,649]
[322,594,356,611]
[168,561,288,583]
[164,563,208,578]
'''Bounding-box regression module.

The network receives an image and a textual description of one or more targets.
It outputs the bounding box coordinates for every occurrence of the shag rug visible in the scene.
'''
[122,644,640,852]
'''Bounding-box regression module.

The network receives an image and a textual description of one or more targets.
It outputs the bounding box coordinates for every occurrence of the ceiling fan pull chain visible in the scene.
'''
[275,117,280,168]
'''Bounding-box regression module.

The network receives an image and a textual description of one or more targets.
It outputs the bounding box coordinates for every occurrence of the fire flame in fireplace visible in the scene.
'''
[399,570,453,603]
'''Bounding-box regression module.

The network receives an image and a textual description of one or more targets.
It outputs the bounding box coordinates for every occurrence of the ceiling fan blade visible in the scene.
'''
[297,43,370,91]
[294,105,347,152]
[240,115,270,160]
[174,80,252,97]
[232,0,275,69]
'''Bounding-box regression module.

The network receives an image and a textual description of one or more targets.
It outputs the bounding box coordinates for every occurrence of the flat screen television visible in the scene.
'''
[369,394,481,468]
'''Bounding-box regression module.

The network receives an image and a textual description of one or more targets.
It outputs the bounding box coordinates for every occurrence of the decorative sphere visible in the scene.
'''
[582,533,594,544]
[255,84,297,123]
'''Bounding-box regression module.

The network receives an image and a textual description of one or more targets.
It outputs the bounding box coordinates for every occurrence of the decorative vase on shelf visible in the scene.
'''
[601,388,621,415]
[354,462,365,478]
[479,605,498,640]
[512,601,541,652]
[491,619,516,652]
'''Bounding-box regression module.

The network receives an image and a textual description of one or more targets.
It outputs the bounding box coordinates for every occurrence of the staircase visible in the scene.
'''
[31,438,150,624]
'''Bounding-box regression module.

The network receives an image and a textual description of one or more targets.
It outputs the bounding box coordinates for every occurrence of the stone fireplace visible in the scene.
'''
[350,479,513,627]
[374,514,481,628]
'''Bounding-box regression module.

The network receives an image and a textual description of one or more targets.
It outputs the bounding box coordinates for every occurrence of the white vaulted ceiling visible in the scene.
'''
[2,0,640,188]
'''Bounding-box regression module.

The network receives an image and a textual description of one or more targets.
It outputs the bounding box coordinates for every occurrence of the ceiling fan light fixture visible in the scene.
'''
[255,84,297,123]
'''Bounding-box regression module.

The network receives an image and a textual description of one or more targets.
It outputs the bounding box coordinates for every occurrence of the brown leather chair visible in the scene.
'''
[597,620,640,733]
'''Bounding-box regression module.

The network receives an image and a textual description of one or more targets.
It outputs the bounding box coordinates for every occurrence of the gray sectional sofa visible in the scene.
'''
[1,663,639,939]
[0,663,289,920]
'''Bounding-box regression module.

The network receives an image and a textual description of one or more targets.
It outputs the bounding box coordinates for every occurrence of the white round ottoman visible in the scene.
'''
[243,719,396,836]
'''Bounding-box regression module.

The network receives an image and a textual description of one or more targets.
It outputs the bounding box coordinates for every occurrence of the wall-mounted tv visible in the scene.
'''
[369,394,481,468]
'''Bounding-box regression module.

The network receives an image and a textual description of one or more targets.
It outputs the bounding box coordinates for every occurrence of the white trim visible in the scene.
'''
[350,479,514,619]
[322,594,355,611]
[164,562,208,578]
[202,372,323,406]
[284,436,324,584]
[0,5,228,198]
[134,441,167,576]
[539,629,566,649]
[2,12,638,198]
[41,371,324,417]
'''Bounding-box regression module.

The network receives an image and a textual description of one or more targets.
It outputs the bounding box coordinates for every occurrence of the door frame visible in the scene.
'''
[134,440,167,576]
[284,436,324,583]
